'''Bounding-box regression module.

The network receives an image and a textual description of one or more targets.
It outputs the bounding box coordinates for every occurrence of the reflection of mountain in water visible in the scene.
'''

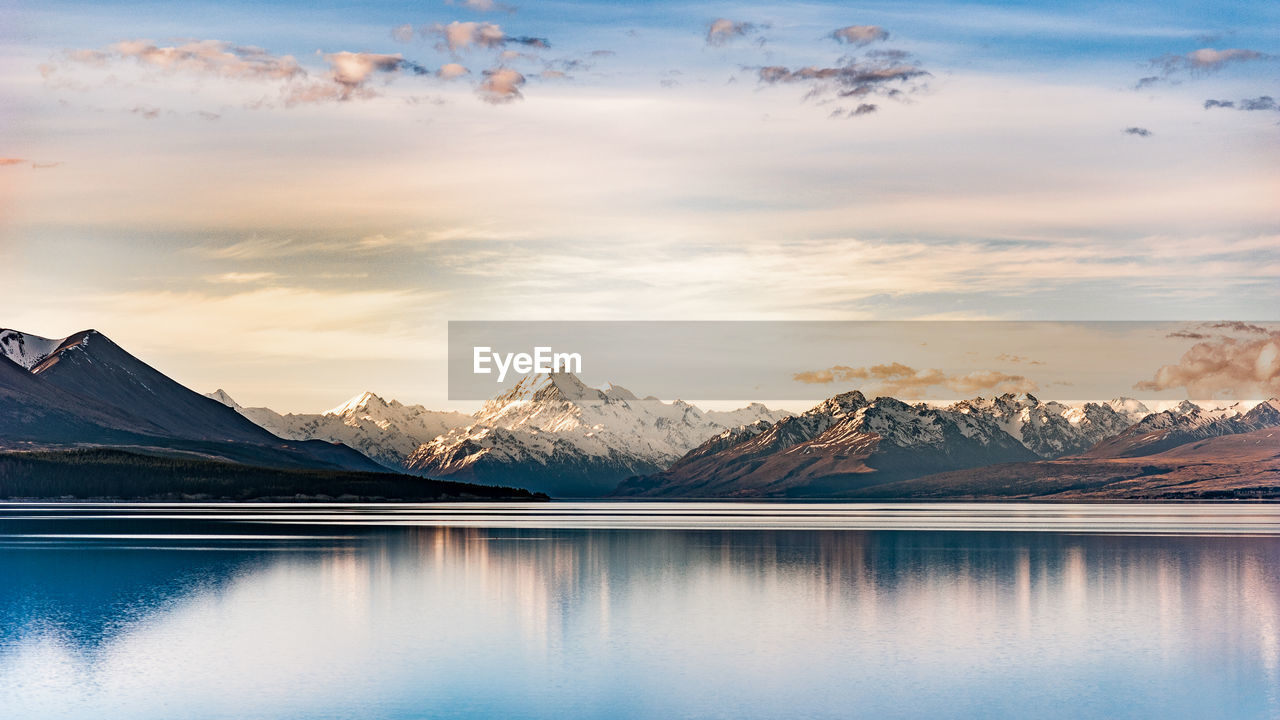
[3,517,1279,719]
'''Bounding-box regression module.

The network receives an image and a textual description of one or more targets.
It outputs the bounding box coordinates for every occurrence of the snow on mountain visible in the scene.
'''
[1107,397,1151,423]
[402,373,793,497]
[617,391,1038,498]
[206,389,472,470]
[949,393,1134,458]
[1085,398,1280,458]
[0,329,65,370]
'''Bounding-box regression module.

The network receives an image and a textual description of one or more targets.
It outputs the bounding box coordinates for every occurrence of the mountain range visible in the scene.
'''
[401,373,791,496]
[5,326,1276,501]
[206,389,471,470]
[617,392,1280,499]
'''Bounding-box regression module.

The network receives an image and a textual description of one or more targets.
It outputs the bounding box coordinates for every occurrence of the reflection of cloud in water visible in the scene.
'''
[0,526,1278,719]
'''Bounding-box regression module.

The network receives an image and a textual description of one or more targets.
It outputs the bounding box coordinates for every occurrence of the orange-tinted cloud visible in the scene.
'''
[793,362,1036,398]
[1136,331,1280,398]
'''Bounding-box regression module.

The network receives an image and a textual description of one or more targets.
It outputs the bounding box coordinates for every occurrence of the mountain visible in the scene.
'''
[402,373,791,497]
[1085,399,1280,458]
[948,393,1135,458]
[621,389,1280,499]
[860,423,1280,500]
[206,389,471,470]
[617,391,1041,498]
[0,328,383,472]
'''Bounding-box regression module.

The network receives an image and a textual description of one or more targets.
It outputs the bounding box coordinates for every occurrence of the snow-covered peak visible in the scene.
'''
[541,372,599,402]
[0,329,64,370]
[326,391,389,416]
[205,389,242,409]
[1172,400,1201,416]
[1107,397,1151,421]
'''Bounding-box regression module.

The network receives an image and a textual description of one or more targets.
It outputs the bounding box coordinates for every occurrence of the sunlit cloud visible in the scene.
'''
[792,362,1037,398]
[830,25,889,46]
[1136,331,1280,399]
[477,67,525,103]
[706,18,759,47]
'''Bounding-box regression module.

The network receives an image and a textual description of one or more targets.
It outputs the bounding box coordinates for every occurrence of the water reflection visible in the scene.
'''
[0,512,1278,719]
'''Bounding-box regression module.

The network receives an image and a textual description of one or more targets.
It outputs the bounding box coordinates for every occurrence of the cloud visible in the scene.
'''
[706,18,758,46]
[437,62,470,80]
[130,105,162,119]
[1167,330,1209,339]
[792,362,1036,398]
[477,67,525,103]
[391,24,415,43]
[1239,96,1277,111]
[31,162,62,169]
[1207,321,1267,334]
[995,353,1044,365]
[427,22,545,52]
[0,158,24,166]
[830,25,889,46]
[206,271,282,284]
[1123,126,1152,137]
[59,39,430,107]
[1204,98,1235,109]
[193,110,221,121]
[285,51,427,105]
[757,51,929,105]
[1135,330,1280,399]
[1152,47,1269,74]
[447,0,516,13]
[97,39,305,80]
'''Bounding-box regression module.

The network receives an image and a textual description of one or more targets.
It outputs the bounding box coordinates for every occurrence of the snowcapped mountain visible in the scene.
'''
[1086,398,1280,458]
[206,389,471,470]
[621,389,1280,498]
[948,393,1135,458]
[617,391,1038,498]
[402,373,792,497]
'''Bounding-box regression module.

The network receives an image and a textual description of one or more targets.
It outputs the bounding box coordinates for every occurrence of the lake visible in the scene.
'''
[1,502,1277,719]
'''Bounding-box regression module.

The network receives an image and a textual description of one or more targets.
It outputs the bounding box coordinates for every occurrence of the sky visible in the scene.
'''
[1,0,1277,411]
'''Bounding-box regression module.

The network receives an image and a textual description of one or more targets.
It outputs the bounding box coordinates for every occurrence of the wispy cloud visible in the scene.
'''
[1205,95,1278,112]
[446,0,517,13]
[706,18,760,46]
[0,158,25,166]
[1123,126,1152,137]
[793,362,1036,398]
[758,46,929,111]
[206,271,282,284]
[427,21,548,53]
[95,39,305,79]
[56,39,431,107]
[1152,47,1270,74]
[830,25,889,46]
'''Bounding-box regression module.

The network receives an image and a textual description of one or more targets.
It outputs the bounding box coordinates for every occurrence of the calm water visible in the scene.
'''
[1,502,1278,719]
